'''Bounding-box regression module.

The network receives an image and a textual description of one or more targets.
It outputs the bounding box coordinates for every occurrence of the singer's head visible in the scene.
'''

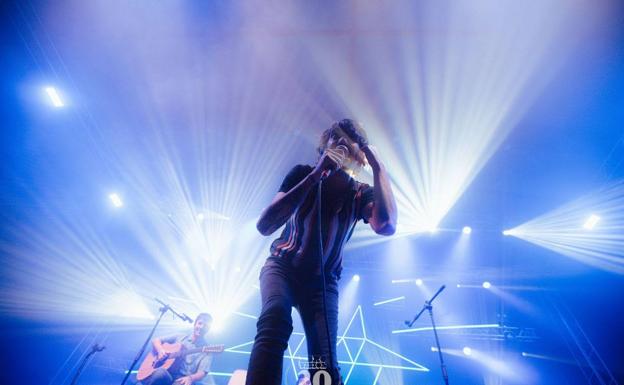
[193,313,213,339]
[318,118,368,172]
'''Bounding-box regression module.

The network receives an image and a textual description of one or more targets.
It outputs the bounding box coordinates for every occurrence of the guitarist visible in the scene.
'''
[139,313,214,385]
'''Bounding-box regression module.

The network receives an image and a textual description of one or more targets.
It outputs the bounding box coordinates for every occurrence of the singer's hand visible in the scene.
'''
[361,145,382,171]
[156,350,169,362]
[312,148,345,180]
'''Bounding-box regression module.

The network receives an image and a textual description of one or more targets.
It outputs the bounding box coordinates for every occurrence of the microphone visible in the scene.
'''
[334,144,349,161]
[154,297,170,310]
[92,343,105,353]
[321,144,349,179]
[182,313,193,324]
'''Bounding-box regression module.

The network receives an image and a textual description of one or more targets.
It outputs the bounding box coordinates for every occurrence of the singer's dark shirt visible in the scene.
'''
[267,164,374,280]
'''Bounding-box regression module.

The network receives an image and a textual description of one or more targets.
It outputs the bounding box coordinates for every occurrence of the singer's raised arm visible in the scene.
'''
[361,145,397,235]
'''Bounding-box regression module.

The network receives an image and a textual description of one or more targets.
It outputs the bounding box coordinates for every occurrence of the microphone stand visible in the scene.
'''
[405,285,449,385]
[120,298,191,385]
[69,343,105,385]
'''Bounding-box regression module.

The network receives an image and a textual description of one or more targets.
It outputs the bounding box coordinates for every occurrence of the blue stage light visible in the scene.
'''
[463,346,472,356]
[583,214,600,230]
[45,86,64,107]
[482,281,492,289]
[415,278,423,286]
[108,193,123,208]
[505,182,624,273]
[373,296,405,306]
[393,323,500,335]
[462,226,472,234]
[352,274,360,282]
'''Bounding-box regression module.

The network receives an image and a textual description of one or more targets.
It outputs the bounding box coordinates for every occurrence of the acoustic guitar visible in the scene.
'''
[137,342,224,381]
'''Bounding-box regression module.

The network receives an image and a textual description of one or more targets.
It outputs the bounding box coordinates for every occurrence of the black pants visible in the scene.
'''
[246,259,342,385]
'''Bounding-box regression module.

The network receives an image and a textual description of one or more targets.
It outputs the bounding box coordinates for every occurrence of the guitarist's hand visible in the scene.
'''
[156,350,169,362]
[175,376,193,385]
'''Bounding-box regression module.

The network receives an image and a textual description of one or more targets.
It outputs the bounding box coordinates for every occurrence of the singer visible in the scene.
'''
[246,119,397,385]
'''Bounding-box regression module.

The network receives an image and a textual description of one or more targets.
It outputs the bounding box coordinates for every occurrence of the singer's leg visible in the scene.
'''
[298,280,342,385]
[246,262,294,385]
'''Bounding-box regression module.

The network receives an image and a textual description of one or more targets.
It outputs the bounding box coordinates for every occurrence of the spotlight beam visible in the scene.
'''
[505,181,624,273]
[311,2,587,248]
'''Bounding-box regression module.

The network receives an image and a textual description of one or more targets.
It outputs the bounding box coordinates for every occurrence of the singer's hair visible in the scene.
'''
[317,118,368,155]
[195,312,213,325]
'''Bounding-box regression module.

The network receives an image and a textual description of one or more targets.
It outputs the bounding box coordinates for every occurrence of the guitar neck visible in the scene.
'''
[183,347,206,355]
[178,345,222,356]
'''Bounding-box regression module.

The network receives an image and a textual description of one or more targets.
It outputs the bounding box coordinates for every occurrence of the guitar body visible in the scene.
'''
[137,342,183,380]
[137,342,224,381]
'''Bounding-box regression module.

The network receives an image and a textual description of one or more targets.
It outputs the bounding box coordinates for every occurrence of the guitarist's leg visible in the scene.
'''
[138,367,174,385]
[246,261,295,385]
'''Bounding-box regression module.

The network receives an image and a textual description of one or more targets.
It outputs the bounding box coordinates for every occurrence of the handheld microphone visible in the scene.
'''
[321,144,349,179]
[182,313,193,324]
[335,144,349,161]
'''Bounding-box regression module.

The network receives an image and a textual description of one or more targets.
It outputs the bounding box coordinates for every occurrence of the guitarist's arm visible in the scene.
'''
[177,354,212,384]
[152,335,177,359]
[177,370,206,385]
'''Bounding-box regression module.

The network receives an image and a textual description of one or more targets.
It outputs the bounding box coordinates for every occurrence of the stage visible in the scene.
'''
[1,1,624,384]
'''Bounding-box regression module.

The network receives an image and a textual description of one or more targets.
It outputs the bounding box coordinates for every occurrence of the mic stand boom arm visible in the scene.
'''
[404,285,449,385]
[120,299,189,385]
[155,298,193,323]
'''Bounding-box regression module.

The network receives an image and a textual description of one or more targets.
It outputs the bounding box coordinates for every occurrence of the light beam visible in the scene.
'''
[505,181,624,273]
